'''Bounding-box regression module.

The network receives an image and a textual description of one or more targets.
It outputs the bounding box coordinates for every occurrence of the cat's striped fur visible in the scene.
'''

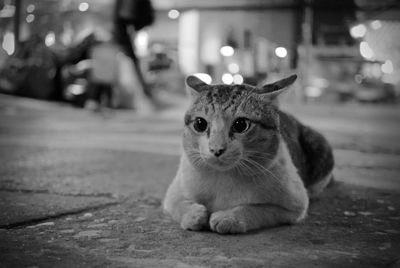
[163,75,334,234]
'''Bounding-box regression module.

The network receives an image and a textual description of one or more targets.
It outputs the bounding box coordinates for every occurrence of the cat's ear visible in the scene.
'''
[257,74,297,102]
[185,75,208,100]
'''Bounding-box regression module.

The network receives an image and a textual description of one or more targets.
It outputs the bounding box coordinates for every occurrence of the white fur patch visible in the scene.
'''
[275,140,309,221]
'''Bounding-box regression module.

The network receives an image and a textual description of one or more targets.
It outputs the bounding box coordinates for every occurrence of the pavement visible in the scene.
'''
[0,93,399,267]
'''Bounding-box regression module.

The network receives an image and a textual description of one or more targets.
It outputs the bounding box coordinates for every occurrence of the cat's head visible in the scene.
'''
[182,74,297,173]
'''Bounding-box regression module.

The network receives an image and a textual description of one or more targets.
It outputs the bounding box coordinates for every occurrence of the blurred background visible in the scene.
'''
[0,0,399,109]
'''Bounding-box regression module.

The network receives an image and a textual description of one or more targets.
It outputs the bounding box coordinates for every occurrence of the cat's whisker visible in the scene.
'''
[185,150,207,169]
[244,151,276,161]
[242,158,281,183]
[245,155,274,163]
[244,150,275,156]
[242,159,264,179]
[236,160,257,179]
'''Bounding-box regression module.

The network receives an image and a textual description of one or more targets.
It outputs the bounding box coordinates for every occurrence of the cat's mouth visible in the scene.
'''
[202,155,239,171]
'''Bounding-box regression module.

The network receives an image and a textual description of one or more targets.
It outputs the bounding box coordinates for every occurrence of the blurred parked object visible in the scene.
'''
[0,34,57,99]
[354,77,397,103]
[62,60,91,108]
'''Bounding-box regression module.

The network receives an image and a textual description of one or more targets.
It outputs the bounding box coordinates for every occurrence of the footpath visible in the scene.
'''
[0,94,399,267]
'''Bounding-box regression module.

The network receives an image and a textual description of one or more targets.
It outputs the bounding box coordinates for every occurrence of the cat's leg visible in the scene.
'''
[209,202,307,234]
[209,182,308,235]
[163,176,209,231]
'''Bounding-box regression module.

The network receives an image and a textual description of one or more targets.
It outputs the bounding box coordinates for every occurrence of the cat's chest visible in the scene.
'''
[182,170,281,212]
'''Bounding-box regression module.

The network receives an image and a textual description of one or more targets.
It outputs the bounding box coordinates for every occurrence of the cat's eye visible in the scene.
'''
[193,117,208,133]
[232,118,251,133]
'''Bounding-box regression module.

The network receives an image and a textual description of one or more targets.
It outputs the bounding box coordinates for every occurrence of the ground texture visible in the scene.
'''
[0,94,399,267]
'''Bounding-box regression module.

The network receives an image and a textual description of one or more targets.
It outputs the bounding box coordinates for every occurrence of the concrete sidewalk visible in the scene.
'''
[0,94,399,267]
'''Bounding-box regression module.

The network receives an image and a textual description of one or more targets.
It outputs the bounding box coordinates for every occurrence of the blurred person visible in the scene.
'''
[113,0,155,103]
[85,32,120,111]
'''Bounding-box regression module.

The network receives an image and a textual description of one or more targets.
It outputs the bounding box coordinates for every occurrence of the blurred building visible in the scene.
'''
[152,0,299,85]
[150,0,400,104]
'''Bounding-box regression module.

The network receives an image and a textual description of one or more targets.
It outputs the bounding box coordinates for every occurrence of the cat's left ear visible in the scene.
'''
[257,74,297,102]
[185,75,208,100]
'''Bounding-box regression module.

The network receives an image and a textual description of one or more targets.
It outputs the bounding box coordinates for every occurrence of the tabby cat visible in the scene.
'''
[163,74,334,234]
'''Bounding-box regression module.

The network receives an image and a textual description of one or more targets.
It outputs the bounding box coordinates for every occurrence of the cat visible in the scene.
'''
[163,74,334,234]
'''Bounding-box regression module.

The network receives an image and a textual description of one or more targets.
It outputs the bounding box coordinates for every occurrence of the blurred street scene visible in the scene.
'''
[0,0,400,267]
[0,0,399,107]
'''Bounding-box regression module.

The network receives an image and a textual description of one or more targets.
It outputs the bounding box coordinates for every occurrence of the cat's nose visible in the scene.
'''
[210,147,226,157]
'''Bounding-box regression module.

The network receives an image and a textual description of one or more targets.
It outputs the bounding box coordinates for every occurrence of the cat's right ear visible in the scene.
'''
[185,75,207,100]
[257,74,297,103]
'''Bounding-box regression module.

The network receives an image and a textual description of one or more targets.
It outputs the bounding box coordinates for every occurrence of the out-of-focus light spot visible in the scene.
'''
[26,14,34,23]
[275,47,287,58]
[355,74,363,84]
[2,32,14,55]
[305,86,322,98]
[193,73,212,84]
[135,30,148,57]
[220,46,234,57]
[360,41,374,59]
[370,20,382,30]
[136,31,148,47]
[168,9,180,19]
[69,84,85,95]
[222,73,233,84]
[45,31,55,47]
[79,2,89,12]
[233,74,244,84]
[350,24,367,38]
[26,4,35,13]
[381,60,393,74]
[228,63,239,73]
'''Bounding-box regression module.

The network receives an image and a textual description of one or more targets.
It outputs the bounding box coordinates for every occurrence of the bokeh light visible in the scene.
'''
[2,32,15,55]
[168,9,180,19]
[233,74,244,84]
[26,4,35,13]
[220,46,234,57]
[228,63,240,73]
[359,41,374,59]
[26,14,35,23]
[45,31,55,47]
[370,20,382,30]
[381,60,393,74]
[350,24,367,38]
[78,2,89,12]
[222,73,233,84]
[275,47,287,58]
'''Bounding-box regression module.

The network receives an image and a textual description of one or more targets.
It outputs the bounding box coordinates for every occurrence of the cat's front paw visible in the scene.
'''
[181,204,209,231]
[209,211,247,234]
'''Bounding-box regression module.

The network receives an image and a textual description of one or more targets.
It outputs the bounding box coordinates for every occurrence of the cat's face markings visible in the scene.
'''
[183,90,275,172]
[183,74,297,172]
